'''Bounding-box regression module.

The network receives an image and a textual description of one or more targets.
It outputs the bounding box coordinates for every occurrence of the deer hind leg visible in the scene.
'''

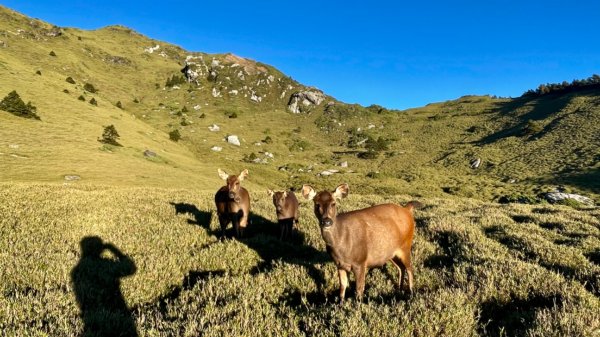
[218,214,230,238]
[394,250,414,293]
[338,269,349,302]
[391,256,406,289]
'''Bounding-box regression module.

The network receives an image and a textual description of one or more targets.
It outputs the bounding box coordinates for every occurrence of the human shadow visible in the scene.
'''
[71,236,138,337]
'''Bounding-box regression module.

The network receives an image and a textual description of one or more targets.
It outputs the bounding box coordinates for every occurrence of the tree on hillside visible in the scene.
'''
[0,90,40,120]
[99,125,121,146]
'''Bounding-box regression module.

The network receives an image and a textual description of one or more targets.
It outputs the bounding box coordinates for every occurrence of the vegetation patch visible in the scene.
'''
[0,90,40,120]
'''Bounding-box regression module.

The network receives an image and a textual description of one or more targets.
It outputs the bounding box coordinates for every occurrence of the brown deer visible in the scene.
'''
[302,183,419,301]
[215,169,250,238]
[267,189,299,240]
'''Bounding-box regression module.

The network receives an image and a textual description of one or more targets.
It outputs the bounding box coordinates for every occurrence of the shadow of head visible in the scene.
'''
[170,202,213,229]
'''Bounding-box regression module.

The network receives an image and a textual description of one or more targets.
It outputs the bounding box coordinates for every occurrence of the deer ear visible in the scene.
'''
[282,191,288,198]
[218,169,229,180]
[238,169,249,181]
[333,183,349,199]
[267,189,274,197]
[302,185,317,200]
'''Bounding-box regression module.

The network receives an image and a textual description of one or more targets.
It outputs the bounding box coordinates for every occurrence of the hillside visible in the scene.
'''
[1,5,599,203]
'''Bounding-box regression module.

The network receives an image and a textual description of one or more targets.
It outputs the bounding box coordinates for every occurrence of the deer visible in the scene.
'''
[215,169,250,238]
[267,189,299,240]
[302,183,420,301]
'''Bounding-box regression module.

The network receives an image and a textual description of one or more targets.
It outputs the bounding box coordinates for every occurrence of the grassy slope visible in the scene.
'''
[0,183,598,336]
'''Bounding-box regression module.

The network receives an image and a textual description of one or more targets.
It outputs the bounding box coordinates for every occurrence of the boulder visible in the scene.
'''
[143,150,157,157]
[226,135,240,146]
[208,124,220,132]
[544,192,594,206]
[287,89,326,113]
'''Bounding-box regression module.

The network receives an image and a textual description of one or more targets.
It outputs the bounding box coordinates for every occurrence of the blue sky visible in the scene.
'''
[3,1,600,109]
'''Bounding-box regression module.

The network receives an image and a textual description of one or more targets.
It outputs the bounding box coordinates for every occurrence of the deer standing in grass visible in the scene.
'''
[215,169,250,238]
[302,183,419,301]
[267,189,299,240]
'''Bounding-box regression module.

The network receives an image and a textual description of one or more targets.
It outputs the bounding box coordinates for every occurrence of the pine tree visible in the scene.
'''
[0,90,40,120]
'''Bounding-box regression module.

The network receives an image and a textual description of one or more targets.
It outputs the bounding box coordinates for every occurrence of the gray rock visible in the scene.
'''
[544,192,594,206]
[339,161,348,168]
[211,146,222,152]
[470,158,481,169]
[64,175,80,181]
[226,135,240,146]
[287,89,326,113]
[143,150,157,157]
[208,124,220,132]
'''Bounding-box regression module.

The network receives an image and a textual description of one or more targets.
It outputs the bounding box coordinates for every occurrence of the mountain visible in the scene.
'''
[0,5,598,202]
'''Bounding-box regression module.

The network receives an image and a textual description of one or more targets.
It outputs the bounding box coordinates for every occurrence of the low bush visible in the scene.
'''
[0,90,40,120]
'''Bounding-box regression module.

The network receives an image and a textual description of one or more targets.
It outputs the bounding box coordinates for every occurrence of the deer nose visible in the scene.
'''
[228,192,235,199]
[321,218,333,227]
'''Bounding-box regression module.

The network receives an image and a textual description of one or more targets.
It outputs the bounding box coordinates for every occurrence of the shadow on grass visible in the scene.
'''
[478,294,563,337]
[71,236,138,337]
[423,230,466,270]
[168,202,331,302]
[484,226,599,296]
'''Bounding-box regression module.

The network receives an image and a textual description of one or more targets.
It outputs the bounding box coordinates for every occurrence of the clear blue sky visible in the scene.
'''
[3,1,600,109]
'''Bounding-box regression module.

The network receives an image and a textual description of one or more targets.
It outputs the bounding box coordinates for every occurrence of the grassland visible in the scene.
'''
[0,183,598,336]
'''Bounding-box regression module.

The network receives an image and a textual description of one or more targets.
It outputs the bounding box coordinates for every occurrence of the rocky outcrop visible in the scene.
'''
[544,192,594,206]
[287,89,326,113]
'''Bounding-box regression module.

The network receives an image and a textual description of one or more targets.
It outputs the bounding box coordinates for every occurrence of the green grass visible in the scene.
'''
[0,183,598,336]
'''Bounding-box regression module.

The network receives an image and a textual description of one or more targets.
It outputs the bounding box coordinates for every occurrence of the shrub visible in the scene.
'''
[63,89,69,94]
[78,95,85,101]
[89,98,97,106]
[366,171,381,179]
[83,83,97,93]
[263,136,273,144]
[116,101,123,109]
[169,129,181,142]
[66,77,76,84]
[165,74,186,87]
[199,113,206,118]
[0,90,40,120]
[242,152,258,163]
[181,106,188,113]
[228,112,238,119]
[358,150,379,159]
[35,70,41,75]
[180,119,190,126]
[98,125,121,146]
[49,50,56,56]
[133,98,139,103]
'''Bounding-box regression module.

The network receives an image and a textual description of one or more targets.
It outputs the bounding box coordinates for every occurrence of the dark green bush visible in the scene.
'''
[243,152,258,163]
[0,90,40,120]
[66,77,76,84]
[169,129,181,142]
[89,98,97,106]
[116,101,123,109]
[49,50,56,57]
[35,70,41,75]
[199,113,206,119]
[165,74,186,87]
[63,89,69,94]
[98,125,121,146]
[263,136,273,144]
[83,83,97,93]
[133,98,139,103]
[78,95,85,101]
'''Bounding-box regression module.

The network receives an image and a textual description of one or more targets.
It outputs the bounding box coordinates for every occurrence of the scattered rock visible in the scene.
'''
[144,45,160,53]
[339,161,348,168]
[254,142,262,146]
[264,152,274,158]
[212,88,221,98]
[211,146,222,152]
[143,150,157,157]
[226,135,241,146]
[470,158,481,169]
[318,169,340,177]
[544,192,594,206]
[64,175,80,181]
[208,124,220,132]
[193,105,201,110]
[9,144,19,149]
[367,123,376,129]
